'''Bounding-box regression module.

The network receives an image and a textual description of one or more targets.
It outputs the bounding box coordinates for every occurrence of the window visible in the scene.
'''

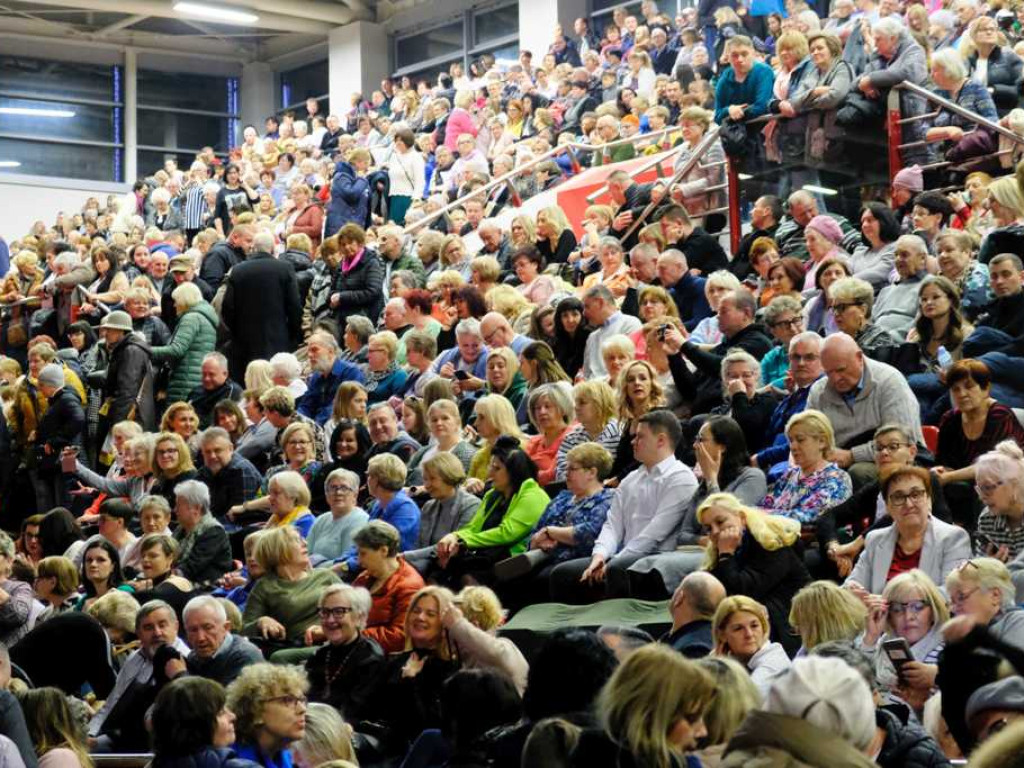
[0,56,123,182]
[280,60,329,114]
[138,70,235,113]
[473,5,519,46]
[396,21,464,70]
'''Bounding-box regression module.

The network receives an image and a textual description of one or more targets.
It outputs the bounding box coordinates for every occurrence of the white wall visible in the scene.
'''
[0,174,128,242]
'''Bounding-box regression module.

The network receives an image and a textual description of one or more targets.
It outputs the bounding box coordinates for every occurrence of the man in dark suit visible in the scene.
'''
[649,27,679,75]
[220,231,302,382]
[662,572,726,658]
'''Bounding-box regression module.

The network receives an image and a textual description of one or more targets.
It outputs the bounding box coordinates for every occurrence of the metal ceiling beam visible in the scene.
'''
[13,0,335,35]
[94,13,149,36]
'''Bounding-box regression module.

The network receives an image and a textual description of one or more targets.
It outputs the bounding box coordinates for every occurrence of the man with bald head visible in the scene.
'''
[657,250,712,329]
[807,333,924,487]
[662,572,726,658]
[479,312,530,354]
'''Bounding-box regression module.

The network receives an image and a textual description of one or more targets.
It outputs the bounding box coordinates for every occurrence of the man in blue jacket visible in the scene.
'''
[298,331,365,426]
[326,150,371,235]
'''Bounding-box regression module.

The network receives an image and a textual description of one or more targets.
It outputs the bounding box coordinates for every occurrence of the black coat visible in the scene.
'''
[332,249,385,333]
[968,46,1023,115]
[875,708,951,768]
[669,323,775,413]
[220,252,302,381]
[198,241,246,291]
[676,226,729,274]
[306,636,386,721]
[103,333,155,430]
[174,521,233,585]
[708,533,810,657]
[280,249,315,305]
[35,387,85,473]
[161,276,213,330]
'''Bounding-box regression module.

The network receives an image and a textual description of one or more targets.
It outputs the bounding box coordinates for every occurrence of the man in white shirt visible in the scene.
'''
[549,409,698,600]
[582,284,642,379]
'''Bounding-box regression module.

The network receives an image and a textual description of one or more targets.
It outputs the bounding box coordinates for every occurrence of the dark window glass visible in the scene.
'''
[281,60,329,108]
[400,59,462,88]
[0,97,118,144]
[474,5,518,45]
[137,150,203,178]
[396,22,464,69]
[138,70,233,113]
[592,0,641,15]
[0,138,117,182]
[138,110,231,153]
[0,56,116,102]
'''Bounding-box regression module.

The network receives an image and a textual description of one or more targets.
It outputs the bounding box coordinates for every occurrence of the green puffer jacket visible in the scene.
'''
[151,301,219,403]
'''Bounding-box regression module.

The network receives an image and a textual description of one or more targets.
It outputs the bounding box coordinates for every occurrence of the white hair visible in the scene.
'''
[932,47,967,81]
[269,352,302,381]
[183,594,228,623]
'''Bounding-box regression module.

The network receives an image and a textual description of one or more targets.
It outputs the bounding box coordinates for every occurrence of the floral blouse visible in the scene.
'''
[531,488,615,562]
[762,462,852,525]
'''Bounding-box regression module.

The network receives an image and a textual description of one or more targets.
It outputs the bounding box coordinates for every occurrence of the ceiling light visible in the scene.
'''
[738,173,752,180]
[802,184,838,196]
[0,161,21,168]
[0,107,75,118]
[173,1,259,24]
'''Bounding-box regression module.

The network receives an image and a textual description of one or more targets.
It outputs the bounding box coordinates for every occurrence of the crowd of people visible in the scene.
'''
[3,0,1024,765]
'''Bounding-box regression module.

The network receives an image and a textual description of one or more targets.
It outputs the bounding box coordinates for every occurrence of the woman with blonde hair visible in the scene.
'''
[291,703,358,768]
[609,360,666,481]
[149,431,197,508]
[323,382,368,457]
[465,395,527,494]
[554,381,620,482]
[858,568,949,699]
[979,175,1024,263]
[692,657,761,767]
[761,409,852,525]
[482,346,527,411]
[406,399,475,486]
[509,214,537,250]
[535,206,577,266]
[788,580,867,652]
[711,594,792,697]
[698,493,810,657]
[19,686,93,768]
[442,585,529,694]
[244,359,275,392]
[571,644,716,767]
[160,401,201,456]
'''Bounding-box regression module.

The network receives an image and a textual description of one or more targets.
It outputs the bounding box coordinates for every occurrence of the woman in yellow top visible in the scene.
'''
[263,471,316,538]
[466,395,527,495]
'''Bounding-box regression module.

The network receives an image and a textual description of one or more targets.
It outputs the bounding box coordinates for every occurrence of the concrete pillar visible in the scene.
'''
[518,0,588,64]
[124,48,137,183]
[241,61,276,131]
[329,22,389,111]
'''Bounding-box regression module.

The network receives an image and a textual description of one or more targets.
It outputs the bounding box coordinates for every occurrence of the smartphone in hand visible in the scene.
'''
[61,447,79,473]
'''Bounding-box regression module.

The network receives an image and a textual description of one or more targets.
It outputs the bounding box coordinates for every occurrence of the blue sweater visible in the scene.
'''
[714,61,775,124]
[339,489,420,570]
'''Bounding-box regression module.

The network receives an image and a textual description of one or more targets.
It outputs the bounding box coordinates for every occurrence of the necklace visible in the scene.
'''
[323,640,359,692]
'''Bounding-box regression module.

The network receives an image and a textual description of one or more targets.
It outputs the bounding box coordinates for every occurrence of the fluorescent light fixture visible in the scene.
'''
[0,107,75,118]
[0,161,21,168]
[738,173,753,180]
[173,1,259,24]
[802,184,838,196]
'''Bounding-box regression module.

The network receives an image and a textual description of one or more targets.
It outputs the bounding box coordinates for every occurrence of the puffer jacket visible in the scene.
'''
[875,708,951,768]
[151,301,218,404]
[332,248,384,331]
[721,710,877,768]
[326,161,370,235]
[280,249,315,305]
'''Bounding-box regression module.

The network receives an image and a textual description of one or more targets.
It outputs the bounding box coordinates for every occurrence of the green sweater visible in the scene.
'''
[456,478,550,555]
[242,568,340,643]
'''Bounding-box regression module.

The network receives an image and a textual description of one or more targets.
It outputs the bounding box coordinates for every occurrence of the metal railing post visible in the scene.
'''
[727,157,742,256]
[887,89,904,191]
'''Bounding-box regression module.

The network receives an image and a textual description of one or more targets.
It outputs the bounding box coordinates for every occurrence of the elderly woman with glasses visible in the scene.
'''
[973,441,1024,564]
[827,276,902,358]
[305,583,384,721]
[760,295,804,389]
[859,569,950,710]
[306,469,368,568]
[845,465,971,597]
[227,663,308,768]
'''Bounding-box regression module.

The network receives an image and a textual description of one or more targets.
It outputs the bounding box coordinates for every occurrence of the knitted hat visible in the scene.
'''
[806,214,844,245]
[966,677,1024,734]
[37,363,64,389]
[764,656,876,751]
[893,164,924,192]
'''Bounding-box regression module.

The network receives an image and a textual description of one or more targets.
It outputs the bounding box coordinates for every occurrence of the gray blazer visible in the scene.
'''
[845,515,972,595]
[416,486,481,548]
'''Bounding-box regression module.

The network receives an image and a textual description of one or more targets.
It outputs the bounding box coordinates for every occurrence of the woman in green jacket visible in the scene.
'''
[431,435,550,587]
[150,283,218,404]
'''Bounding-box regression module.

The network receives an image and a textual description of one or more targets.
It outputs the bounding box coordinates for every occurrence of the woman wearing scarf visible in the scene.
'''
[331,223,384,334]
[364,331,408,404]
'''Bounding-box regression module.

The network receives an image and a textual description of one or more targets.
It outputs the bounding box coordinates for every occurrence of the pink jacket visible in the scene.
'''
[444,108,478,151]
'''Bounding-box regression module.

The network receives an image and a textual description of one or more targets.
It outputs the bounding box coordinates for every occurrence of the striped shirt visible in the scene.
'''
[976,508,1024,560]
[554,419,622,482]
[182,181,209,229]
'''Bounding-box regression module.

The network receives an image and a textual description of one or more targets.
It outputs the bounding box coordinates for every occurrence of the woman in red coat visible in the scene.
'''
[352,520,425,653]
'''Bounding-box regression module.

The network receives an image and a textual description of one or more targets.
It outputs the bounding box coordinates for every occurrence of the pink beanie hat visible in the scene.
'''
[806,214,844,245]
[893,164,924,192]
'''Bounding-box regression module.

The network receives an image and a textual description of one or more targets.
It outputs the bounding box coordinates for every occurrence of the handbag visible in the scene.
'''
[719,118,750,157]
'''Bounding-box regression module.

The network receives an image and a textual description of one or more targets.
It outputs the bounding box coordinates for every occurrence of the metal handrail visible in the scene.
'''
[617,125,723,243]
[402,125,685,234]
[586,137,684,203]
[895,81,1024,146]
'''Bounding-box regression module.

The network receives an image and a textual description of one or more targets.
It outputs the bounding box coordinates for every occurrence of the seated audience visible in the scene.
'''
[662,571,727,658]
[306,469,368,566]
[178,595,263,686]
[226,663,308,768]
[711,595,792,698]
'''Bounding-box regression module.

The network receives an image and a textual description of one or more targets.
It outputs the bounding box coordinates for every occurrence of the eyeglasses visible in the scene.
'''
[888,488,928,507]
[156,448,179,456]
[888,600,929,615]
[789,353,819,363]
[950,586,981,605]
[327,484,355,494]
[874,440,908,454]
[830,301,861,314]
[319,606,354,619]
[976,479,1005,495]
[286,439,312,447]
[770,317,803,330]
[265,695,307,708]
